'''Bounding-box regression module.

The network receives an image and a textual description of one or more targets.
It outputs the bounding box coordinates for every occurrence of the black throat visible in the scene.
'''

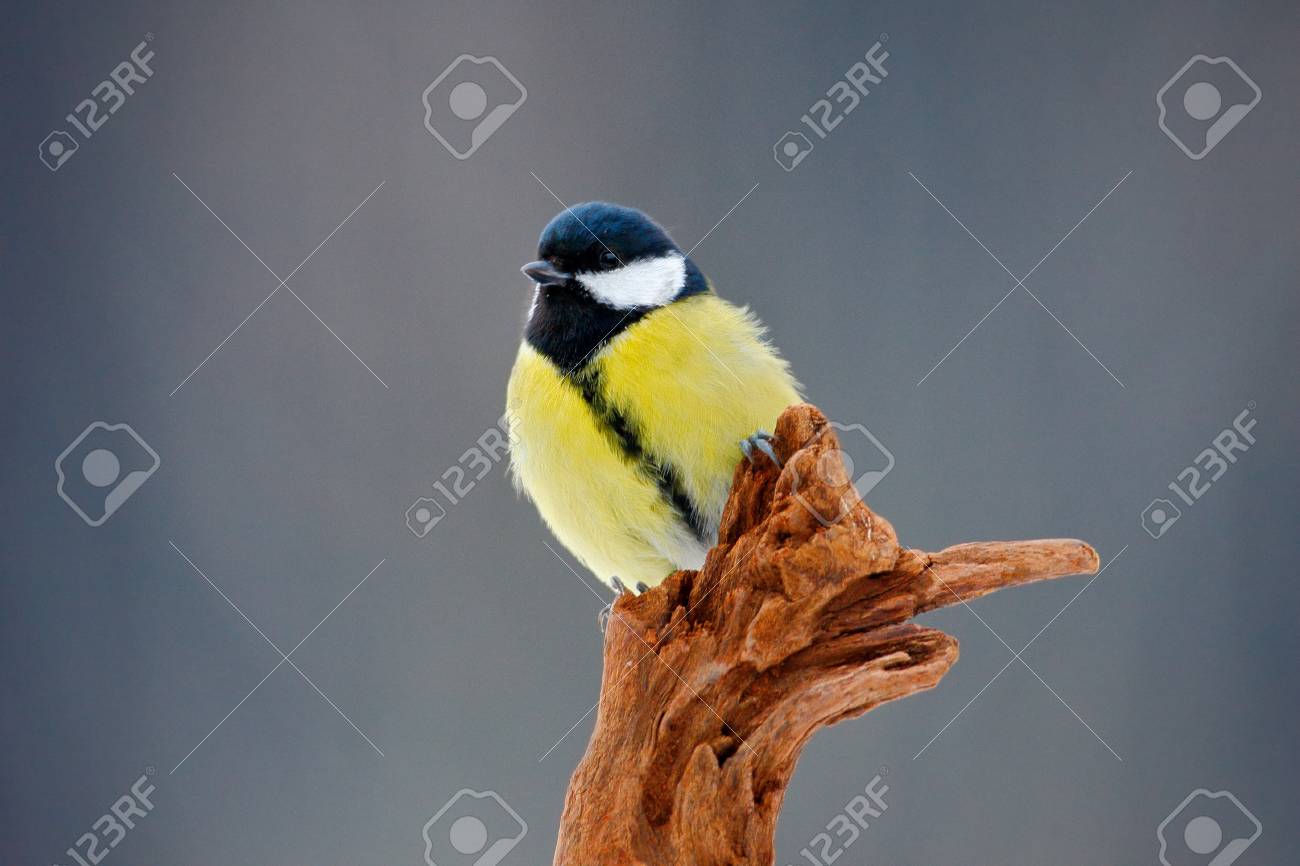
[523,285,651,372]
[523,258,707,373]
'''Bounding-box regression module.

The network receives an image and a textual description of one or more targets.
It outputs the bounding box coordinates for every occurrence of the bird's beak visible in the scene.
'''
[521,261,571,288]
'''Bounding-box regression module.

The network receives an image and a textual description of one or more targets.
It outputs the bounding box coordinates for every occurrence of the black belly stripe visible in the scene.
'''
[569,366,711,542]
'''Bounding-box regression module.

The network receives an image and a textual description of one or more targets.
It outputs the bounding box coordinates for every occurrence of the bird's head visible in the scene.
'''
[521,202,707,315]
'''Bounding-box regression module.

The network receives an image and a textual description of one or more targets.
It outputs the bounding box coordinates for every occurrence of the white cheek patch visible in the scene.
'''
[576,253,687,309]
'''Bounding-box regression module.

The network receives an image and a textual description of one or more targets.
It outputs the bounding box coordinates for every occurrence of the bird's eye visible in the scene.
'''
[599,250,619,269]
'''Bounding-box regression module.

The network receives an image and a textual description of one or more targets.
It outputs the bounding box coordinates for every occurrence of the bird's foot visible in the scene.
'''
[740,429,782,467]
[598,577,631,632]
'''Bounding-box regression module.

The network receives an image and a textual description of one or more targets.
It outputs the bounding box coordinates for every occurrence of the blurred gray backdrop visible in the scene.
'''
[3,1,1297,864]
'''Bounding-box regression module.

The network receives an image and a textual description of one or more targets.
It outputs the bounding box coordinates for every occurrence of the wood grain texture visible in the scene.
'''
[554,404,1099,865]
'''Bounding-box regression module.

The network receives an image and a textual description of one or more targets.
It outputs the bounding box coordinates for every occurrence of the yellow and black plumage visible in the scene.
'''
[507,203,801,592]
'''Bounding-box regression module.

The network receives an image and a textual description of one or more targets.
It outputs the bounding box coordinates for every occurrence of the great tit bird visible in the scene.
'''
[507,202,801,594]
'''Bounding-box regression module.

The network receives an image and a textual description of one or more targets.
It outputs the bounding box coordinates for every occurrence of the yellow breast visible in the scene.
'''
[506,293,801,589]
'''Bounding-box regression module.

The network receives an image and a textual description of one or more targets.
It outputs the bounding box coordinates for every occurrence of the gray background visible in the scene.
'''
[3,1,1297,864]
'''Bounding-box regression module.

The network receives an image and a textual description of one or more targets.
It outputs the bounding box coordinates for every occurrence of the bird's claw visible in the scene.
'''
[598,577,632,631]
[740,430,782,467]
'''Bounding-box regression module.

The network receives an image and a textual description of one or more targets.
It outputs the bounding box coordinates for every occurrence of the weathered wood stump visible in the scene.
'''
[554,404,1098,865]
